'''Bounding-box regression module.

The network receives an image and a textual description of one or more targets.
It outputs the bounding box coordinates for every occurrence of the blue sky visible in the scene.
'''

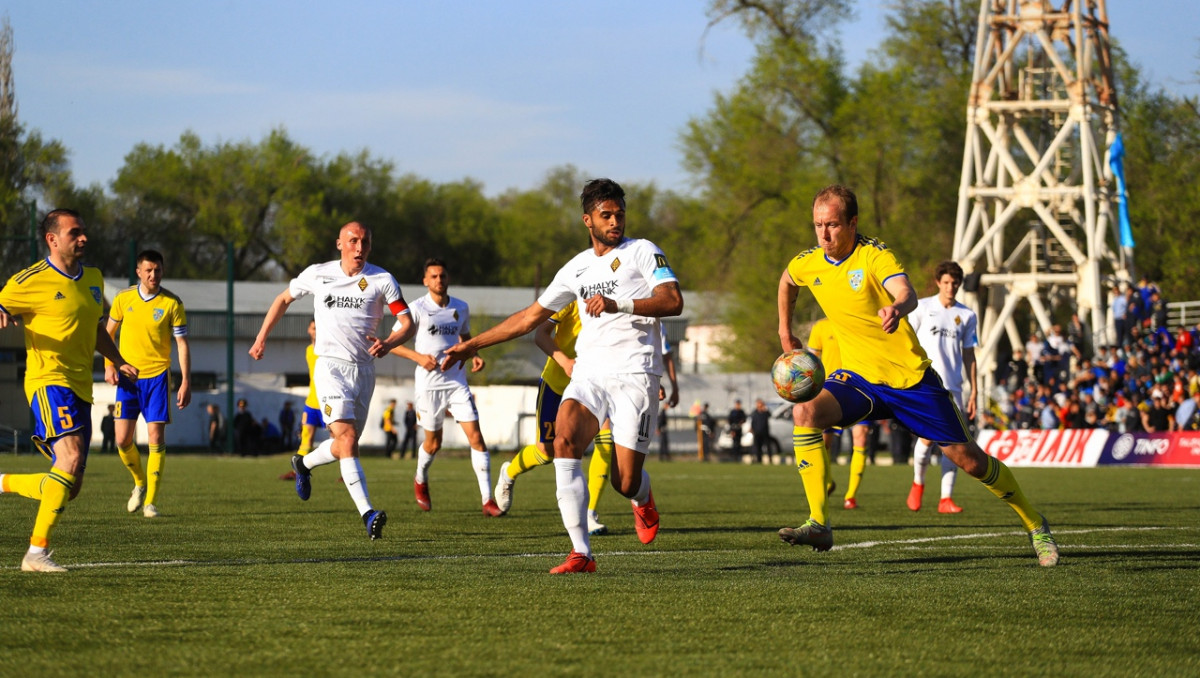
[8,1,1198,196]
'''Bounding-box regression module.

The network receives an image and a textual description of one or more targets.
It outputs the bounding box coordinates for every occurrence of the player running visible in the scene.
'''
[105,249,191,518]
[389,258,501,516]
[250,221,413,540]
[443,178,683,573]
[0,209,138,572]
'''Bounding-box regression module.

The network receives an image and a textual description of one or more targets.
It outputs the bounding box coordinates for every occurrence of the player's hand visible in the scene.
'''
[584,294,614,317]
[779,333,803,353]
[104,363,120,386]
[669,388,680,408]
[469,355,486,373]
[366,334,391,358]
[414,353,438,371]
[118,363,139,382]
[177,382,192,410]
[878,305,901,334]
[441,342,472,371]
[248,339,266,360]
[966,397,977,420]
[0,310,17,329]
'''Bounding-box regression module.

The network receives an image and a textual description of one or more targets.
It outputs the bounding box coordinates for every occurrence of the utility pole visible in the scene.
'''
[952,0,1128,402]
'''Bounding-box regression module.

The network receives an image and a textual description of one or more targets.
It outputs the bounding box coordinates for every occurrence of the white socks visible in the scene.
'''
[340,457,373,515]
[940,453,958,499]
[415,450,435,483]
[554,458,590,557]
[631,469,652,506]
[471,449,492,502]
[912,440,932,485]
[304,439,337,469]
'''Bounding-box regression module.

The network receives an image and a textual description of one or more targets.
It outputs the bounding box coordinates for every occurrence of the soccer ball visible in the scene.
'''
[771,349,825,403]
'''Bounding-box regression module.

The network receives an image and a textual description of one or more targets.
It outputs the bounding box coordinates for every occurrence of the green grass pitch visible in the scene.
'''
[2,452,1198,676]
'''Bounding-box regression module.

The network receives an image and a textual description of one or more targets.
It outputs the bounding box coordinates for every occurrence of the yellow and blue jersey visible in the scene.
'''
[304,344,319,409]
[0,260,105,403]
[806,317,842,373]
[786,234,929,389]
[540,301,581,395]
[109,285,187,379]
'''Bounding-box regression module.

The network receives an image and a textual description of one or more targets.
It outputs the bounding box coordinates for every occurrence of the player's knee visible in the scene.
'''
[612,474,639,498]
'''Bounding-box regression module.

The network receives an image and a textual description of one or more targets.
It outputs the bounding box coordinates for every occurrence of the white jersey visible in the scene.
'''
[288,260,407,364]
[400,293,471,392]
[909,295,978,393]
[537,237,677,377]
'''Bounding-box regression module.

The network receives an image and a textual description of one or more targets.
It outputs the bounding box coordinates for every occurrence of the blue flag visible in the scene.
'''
[1109,133,1136,249]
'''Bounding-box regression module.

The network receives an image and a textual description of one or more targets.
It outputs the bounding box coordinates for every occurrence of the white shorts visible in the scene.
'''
[416,384,479,431]
[562,371,659,454]
[313,356,375,427]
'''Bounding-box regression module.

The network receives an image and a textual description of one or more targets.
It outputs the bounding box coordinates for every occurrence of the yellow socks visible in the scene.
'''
[822,442,835,495]
[507,444,551,480]
[297,425,314,456]
[845,446,867,500]
[2,472,47,499]
[146,444,165,506]
[588,430,614,512]
[118,442,146,487]
[31,468,74,549]
[793,426,828,526]
[980,456,1041,531]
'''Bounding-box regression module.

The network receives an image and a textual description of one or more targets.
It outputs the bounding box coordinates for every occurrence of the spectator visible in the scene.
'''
[697,403,716,460]
[100,404,117,455]
[727,400,747,459]
[749,399,772,464]
[1142,391,1173,432]
[1111,286,1128,347]
[279,401,296,451]
[207,403,225,452]
[232,398,259,456]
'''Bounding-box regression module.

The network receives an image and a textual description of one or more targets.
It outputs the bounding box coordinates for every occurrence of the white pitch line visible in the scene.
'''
[11,525,1197,570]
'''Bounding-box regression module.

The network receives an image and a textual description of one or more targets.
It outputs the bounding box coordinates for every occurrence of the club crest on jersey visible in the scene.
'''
[610,258,621,272]
[90,286,102,304]
[452,309,459,321]
[357,277,368,292]
[955,315,962,325]
[153,308,165,322]
[848,269,864,292]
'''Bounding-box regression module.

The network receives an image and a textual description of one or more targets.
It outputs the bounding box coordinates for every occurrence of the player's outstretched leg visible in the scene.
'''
[960,448,1059,567]
[843,444,866,510]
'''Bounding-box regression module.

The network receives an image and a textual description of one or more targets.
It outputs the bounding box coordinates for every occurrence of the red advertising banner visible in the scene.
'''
[976,429,1200,468]
[977,429,1107,467]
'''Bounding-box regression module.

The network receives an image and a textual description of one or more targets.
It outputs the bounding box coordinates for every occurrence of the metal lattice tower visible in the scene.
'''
[952,0,1129,400]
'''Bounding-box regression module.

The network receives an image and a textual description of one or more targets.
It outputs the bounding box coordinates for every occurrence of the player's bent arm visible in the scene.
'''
[441,303,554,371]
[777,271,803,351]
[880,275,918,334]
[95,319,137,381]
[175,335,192,409]
[104,316,121,384]
[589,281,683,318]
[665,349,679,406]
[249,289,296,360]
[532,319,573,374]
[964,345,978,418]
[373,313,414,358]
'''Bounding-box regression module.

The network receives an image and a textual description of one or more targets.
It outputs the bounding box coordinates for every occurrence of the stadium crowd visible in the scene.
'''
[988,276,1200,433]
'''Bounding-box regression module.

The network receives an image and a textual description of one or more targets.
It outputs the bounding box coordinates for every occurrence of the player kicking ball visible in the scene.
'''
[776,185,1058,566]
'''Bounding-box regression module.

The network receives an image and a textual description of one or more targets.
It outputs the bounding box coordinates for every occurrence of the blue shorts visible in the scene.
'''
[116,371,172,424]
[822,368,970,445]
[302,405,324,429]
[536,380,564,444]
[30,385,92,462]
